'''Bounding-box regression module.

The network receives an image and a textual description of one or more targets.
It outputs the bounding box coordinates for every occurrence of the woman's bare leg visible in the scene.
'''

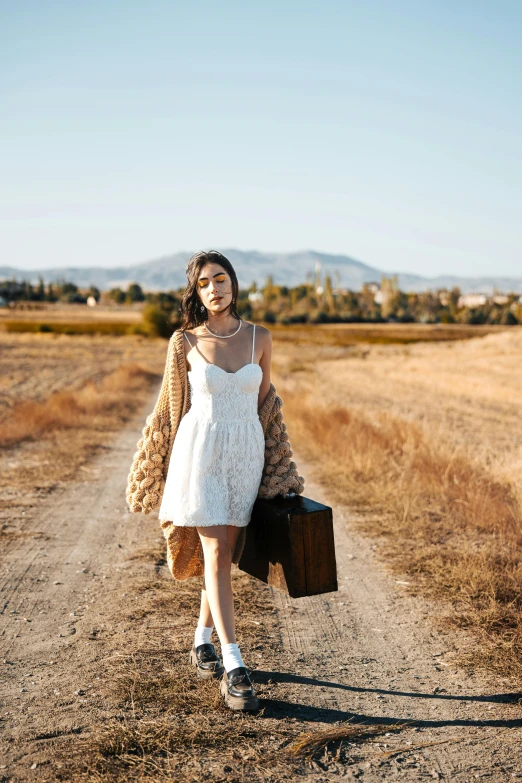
[196,524,241,645]
[198,575,213,627]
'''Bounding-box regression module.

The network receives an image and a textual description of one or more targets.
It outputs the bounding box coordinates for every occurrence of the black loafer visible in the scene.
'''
[220,666,259,711]
[189,643,225,680]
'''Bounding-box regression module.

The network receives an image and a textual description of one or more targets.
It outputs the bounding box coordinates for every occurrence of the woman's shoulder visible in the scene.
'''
[172,326,199,339]
[248,321,271,339]
[249,320,269,331]
[256,324,272,352]
[177,325,207,339]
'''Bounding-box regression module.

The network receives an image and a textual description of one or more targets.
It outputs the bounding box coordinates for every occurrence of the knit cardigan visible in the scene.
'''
[126,328,305,580]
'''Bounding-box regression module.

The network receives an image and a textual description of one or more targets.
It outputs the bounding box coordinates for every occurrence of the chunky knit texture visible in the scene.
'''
[126,328,305,580]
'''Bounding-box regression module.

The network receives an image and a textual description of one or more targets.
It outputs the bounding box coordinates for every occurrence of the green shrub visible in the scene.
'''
[126,323,145,336]
[500,309,519,325]
[140,304,174,338]
[262,310,276,324]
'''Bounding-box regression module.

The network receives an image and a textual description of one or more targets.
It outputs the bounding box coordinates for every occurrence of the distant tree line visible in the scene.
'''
[2,275,520,329]
[242,275,521,326]
[0,278,101,304]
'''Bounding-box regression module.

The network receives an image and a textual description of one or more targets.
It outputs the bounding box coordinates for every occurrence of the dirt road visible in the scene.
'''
[0,396,161,773]
[1,390,521,781]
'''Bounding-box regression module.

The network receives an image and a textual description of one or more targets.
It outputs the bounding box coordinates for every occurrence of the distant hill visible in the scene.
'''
[1,249,521,294]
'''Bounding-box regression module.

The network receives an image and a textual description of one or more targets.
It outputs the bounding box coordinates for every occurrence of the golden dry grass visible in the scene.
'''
[285,721,411,759]
[0,303,144,335]
[0,363,157,448]
[0,303,142,323]
[275,327,522,680]
[275,327,522,485]
[268,322,510,345]
[0,331,166,415]
[1,320,135,335]
[0,333,168,542]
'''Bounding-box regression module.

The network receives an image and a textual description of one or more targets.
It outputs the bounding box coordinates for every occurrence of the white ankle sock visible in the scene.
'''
[194,622,213,647]
[221,642,245,673]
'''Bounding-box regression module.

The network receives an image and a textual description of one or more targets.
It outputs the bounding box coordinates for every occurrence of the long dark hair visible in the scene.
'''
[179,250,240,330]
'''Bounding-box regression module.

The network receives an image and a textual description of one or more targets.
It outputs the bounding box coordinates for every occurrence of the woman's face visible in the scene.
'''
[196,262,234,316]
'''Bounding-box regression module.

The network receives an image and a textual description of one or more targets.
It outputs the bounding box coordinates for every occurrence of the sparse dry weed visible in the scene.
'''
[51,541,305,783]
[0,334,168,542]
[0,363,157,448]
[282,386,522,680]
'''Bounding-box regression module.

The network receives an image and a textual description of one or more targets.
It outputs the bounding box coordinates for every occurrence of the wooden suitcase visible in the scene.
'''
[238,494,337,598]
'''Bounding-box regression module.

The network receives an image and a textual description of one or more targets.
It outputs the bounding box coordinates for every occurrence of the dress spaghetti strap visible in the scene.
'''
[183,331,193,347]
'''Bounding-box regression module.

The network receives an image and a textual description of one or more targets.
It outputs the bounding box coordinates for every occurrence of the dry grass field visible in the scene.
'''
[274,326,522,679]
[0,331,160,414]
[0,303,142,323]
[2,324,521,672]
[2,323,522,781]
[0,333,167,541]
[269,321,510,346]
[0,303,142,335]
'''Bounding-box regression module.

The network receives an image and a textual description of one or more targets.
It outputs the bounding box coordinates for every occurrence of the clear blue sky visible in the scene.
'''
[1,0,521,277]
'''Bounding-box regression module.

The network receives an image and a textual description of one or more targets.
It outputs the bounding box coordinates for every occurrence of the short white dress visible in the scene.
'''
[158,324,266,527]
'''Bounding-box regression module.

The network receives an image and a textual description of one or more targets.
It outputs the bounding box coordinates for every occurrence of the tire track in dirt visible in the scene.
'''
[267,454,522,780]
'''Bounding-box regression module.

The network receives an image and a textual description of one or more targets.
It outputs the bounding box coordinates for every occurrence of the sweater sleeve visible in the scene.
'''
[257,392,305,499]
[125,334,175,514]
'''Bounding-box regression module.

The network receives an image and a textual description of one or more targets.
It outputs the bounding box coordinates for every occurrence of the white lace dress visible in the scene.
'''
[158,325,265,527]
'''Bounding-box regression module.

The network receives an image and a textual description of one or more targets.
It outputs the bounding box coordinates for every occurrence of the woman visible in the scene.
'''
[126,250,305,711]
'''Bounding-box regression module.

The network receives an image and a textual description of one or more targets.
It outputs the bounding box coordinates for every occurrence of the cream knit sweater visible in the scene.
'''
[126,328,305,580]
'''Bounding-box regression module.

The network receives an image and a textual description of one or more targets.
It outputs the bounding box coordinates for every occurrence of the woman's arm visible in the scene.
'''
[257,326,272,413]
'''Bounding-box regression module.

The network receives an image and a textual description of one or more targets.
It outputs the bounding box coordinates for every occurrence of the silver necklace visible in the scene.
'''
[204,317,242,338]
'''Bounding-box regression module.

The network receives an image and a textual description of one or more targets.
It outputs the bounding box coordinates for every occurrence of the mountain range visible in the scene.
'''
[1,249,520,294]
